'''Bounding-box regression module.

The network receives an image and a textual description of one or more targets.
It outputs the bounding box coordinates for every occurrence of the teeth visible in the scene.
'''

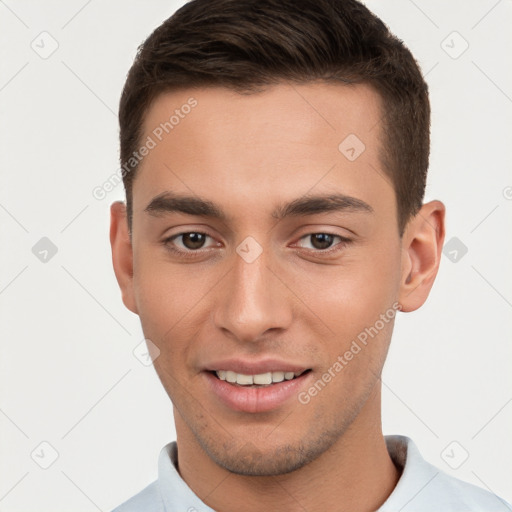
[253,372,272,385]
[272,371,285,383]
[225,371,237,383]
[236,373,253,385]
[215,370,303,385]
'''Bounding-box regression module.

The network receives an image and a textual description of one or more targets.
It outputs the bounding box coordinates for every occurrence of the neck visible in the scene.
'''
[175,384,400,512]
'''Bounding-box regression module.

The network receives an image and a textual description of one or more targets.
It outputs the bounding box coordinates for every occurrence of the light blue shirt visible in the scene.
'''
[111,435,511,511]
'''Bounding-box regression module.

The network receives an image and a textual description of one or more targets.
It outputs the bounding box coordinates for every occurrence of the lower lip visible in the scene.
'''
[204,371,311,413]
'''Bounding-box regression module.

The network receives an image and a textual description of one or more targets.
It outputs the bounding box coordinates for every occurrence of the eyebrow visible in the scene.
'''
[144,191,374,221]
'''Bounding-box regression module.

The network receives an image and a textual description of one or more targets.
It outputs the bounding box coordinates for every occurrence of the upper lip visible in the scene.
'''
[203,358,310,375]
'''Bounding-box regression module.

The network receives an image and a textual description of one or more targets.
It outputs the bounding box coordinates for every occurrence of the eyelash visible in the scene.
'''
[161,231,352,259]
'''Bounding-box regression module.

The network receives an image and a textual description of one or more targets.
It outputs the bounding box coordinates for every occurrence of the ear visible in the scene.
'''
[110,201,138,314]
[398,200,446,312]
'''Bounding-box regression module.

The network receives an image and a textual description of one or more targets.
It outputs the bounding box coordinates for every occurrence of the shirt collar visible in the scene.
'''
[378,435,440,511]
[157,442,216,511]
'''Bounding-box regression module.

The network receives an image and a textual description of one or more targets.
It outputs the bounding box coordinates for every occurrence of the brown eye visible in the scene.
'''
[180,232,207,250]
[295,233,351,255]
[298,233,337,250]
[164,232,217,253]
[309,233,335,250]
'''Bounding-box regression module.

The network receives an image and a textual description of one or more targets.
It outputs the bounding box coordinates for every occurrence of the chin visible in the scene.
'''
[198,429,342,477]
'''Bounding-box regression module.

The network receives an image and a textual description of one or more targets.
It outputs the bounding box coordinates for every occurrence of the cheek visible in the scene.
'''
[132,248,207,332]
[132,258,205,401]
[292,242,402,384]
[131,249,229,380]
[300,249,400,333]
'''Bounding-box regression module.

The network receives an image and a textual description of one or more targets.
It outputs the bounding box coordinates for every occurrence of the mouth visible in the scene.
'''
[203,365,313,413]
[210,369,311,387]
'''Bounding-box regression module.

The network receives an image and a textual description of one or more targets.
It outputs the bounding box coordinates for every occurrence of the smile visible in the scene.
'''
[214,370,307,387]
[204,366,312,413]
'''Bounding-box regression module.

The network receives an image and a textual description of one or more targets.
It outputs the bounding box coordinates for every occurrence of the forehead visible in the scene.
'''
[133,81,393,225]
[141,81,383,152]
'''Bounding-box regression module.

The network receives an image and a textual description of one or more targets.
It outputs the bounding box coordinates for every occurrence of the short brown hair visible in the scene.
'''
[119,0,430,235]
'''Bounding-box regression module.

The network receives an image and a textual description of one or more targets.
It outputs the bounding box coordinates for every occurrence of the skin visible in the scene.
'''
[110,82,445,512]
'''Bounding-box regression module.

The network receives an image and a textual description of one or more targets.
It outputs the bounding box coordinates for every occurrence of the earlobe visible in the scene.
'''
[398,200,446,312]
[110,201,139,315]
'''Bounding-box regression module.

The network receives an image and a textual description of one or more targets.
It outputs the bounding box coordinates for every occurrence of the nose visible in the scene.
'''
[212,246,293,344]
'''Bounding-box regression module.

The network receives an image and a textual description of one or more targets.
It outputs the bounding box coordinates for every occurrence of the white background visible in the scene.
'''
[1,1,511,510]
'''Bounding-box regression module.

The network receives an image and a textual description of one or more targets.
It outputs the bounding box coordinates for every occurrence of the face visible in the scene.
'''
[113,82,428,476]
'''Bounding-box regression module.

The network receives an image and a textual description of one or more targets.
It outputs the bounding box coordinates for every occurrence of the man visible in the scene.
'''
[109,0,510,510]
